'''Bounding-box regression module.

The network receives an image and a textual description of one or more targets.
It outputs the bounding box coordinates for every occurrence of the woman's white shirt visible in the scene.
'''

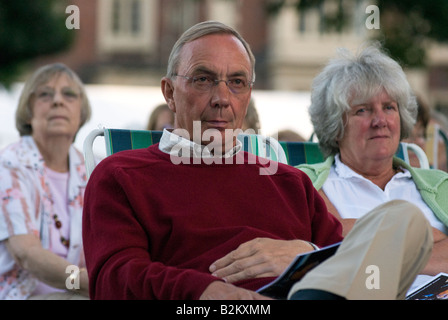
[323,154,448,235]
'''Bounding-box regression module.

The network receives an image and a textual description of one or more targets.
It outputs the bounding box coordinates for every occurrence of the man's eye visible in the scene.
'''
[230,78,246,87]
[194,76,211,83]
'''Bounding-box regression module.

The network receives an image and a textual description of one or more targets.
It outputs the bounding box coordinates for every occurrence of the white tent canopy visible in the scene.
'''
[0,84,313,158]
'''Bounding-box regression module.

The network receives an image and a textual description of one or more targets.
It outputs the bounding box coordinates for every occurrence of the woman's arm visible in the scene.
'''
[5,233,89,296]
[421,229,448,276]
[318,189,356,237]
[318,190,448,277]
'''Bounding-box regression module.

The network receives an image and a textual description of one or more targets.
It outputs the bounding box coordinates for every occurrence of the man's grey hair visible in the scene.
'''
[166,20,256,83]
[309,43,418,157]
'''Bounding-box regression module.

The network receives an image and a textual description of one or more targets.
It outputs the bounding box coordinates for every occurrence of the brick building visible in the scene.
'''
[32,0,448,110]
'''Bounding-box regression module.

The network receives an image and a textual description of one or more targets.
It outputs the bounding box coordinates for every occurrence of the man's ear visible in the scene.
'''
[161,77,176,113]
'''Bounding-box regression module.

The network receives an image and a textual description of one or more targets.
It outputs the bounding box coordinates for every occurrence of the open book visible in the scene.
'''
[405,273,448,300]
[257,242,341,299]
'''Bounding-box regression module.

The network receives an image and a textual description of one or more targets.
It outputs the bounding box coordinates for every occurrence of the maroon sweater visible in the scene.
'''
[83,145,342,300]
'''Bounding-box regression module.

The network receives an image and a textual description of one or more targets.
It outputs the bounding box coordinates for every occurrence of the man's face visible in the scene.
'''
[162,33,253,153]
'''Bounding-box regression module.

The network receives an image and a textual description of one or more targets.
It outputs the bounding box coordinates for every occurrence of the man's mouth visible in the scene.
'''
[206,120,228,128]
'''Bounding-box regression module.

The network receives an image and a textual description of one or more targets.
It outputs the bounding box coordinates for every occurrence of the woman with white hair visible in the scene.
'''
[297,44,448,287]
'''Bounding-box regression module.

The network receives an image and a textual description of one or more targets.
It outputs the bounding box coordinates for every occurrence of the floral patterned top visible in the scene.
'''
[0,136,87,299]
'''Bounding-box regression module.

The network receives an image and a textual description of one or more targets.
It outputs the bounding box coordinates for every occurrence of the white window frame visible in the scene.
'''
[97,0,157,54]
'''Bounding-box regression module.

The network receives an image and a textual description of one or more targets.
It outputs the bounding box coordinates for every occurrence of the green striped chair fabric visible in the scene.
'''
[279,141,325,166]
[425,124,448,170]
[238,134,285,164]
[105,130,286,163]
[104,128,163,155]
[83,129,288,179]
[103,129,426,167]
[83,128,430,179]
[279,140,429,169]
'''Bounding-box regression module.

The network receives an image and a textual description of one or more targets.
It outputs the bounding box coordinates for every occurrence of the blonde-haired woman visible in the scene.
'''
[0,63,91,299]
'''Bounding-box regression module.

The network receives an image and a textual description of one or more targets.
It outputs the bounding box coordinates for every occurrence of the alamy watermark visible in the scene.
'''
[66,264,381,294]
[64,4,380,30]
[365,5,380,30]
[365,265,380,290]
[65,5,80,30]
[168,121,280,176]
[65,265,81,290]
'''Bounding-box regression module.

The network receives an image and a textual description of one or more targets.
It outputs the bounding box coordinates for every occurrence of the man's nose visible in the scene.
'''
[210,81,231,108]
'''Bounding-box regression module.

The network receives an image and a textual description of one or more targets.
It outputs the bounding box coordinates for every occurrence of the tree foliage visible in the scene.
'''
[376,0,448,67]
[0,0,74,87]
[266,0,448,67]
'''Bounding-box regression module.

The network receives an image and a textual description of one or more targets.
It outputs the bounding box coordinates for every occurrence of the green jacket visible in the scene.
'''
[296,156,448,227]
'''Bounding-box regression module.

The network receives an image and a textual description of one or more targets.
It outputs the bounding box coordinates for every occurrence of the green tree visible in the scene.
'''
[0,0,74,88]
[376,0,448,67]
[266,0,448,67]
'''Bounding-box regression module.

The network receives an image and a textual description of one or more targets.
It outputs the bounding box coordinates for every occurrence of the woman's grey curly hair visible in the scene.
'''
[309,43,417,157]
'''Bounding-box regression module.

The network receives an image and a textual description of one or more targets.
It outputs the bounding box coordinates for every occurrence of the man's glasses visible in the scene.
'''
[33,87,80,102]
[174,74,253,94]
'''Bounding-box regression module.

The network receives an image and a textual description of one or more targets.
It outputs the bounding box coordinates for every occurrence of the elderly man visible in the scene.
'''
[82,21,432,300]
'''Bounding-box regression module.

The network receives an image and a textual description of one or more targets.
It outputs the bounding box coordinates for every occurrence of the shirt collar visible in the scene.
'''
[159,128,242,158]
[334,153,411,180]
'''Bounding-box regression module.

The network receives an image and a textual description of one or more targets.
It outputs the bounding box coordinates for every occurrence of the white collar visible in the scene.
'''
[159,128,242,158]
[333,153,411,180]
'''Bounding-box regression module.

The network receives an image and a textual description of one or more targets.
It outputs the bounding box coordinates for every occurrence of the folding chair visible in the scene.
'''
[83,128,287,179]
[279,141,325,166]
[83,128,163,179]
[237,133,287,165]
[395,142,430,169]
[425,124,448,170]
[278,140,429,168]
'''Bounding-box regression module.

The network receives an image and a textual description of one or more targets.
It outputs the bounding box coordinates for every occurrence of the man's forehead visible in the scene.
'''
[178,34,251,74]
[185,33,244,50]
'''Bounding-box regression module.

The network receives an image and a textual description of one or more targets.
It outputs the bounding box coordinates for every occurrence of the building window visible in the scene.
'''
[98,0,157,54]
[130,0,141,34]
[112,0,120,34]
[110,0,143,36]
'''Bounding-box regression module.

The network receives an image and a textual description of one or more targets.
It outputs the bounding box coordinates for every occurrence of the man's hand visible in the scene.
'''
[209,238,314,283]
[199,281,272,300]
